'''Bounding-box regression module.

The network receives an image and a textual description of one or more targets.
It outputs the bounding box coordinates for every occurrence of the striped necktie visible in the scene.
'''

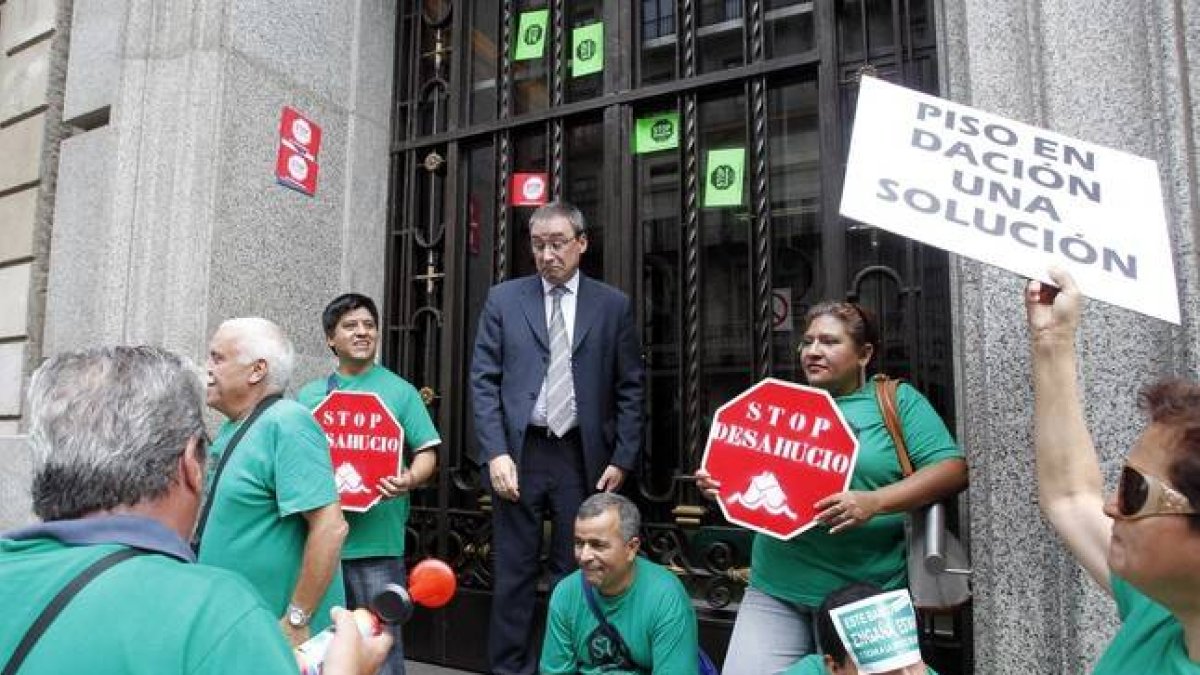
[546,285,576,437]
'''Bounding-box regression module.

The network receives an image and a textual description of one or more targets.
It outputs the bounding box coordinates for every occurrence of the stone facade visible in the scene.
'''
[0,0,71,520]
[939,0,1199,672]
[0,0,395,529]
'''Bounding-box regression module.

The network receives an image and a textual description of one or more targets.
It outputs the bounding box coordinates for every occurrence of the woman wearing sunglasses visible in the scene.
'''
[1027,268,1200,673]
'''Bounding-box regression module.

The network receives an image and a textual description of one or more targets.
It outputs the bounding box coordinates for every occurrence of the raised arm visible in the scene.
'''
[1026,268,1112,594]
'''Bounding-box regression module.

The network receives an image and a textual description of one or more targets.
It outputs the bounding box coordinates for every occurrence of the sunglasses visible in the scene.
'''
[1116,463,1197,520]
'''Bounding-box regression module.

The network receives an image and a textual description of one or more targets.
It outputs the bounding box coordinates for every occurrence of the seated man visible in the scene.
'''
[786,582,936,675]
[539,493,698,674]
[0,346,387,674]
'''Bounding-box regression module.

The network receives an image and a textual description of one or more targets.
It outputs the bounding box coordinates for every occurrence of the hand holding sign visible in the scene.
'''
[313,391,405,512]
[1025,267,1084,345]
[815,490,883,535]
[700,378,859,540]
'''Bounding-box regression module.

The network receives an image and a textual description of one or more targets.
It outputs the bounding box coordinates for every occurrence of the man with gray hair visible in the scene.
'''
[540,493,699,674]
[199,317,348,646]
[0,346,389,673]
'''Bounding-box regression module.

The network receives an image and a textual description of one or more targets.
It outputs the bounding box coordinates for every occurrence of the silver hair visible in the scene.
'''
[220,317,295,392]
[577,492,641,542]
[26,346,207,521]
[529,200,588,237]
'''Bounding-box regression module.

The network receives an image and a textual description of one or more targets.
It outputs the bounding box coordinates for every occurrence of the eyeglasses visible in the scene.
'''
[1115,463,1197,520]
[531,237,577,254]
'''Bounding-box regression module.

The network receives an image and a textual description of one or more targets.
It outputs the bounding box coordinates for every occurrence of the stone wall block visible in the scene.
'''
[227,1,354,105]
[62,0,126,123]
[206,50,348,360]
[0,189,38,262]
[0,342,24,416]
[352,0,396,124]
[0,436,34,531]
[0,38,51,123]
[0,264,31,338]
[44,127,124,355]
[340,116,389,299]
[114,50,224,358]
[0,0,57,53]
[0,113,45,192]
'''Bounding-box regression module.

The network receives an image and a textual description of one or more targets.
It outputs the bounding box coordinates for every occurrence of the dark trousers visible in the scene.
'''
[488,428,587,675]
[343,557,407,675]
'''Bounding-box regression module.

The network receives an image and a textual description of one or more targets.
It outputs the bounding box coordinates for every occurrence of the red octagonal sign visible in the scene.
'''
[701,378,859,540]
[313,391,405,512]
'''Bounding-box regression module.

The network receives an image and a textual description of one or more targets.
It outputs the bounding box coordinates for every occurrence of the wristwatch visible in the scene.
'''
[286,603,311,628]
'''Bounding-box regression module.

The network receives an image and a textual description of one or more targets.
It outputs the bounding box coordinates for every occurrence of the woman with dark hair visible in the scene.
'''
[1027,269,1200,672]
[696,301,969,674]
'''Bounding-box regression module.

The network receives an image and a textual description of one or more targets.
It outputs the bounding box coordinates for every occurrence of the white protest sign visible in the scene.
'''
[841,76,1179,324]
[829,589,922,674]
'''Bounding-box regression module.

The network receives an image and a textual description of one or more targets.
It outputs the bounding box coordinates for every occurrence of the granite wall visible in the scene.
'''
[0,0,396,531]
[938,1,1200,672]
[44,0,395,377]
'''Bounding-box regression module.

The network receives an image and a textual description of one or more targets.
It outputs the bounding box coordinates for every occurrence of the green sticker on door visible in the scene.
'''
[703,148,745,208]
[514,10,549,61]
[634,112,679,154]
[571,22,604,77]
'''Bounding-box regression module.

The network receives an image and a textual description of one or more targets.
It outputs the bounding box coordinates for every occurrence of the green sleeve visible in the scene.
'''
[272,404,339,517]
[647,579,699,675]
[782,654,830,675]
[394,383,441,451]
[896,383,962,469]
[192,604,301,674]
[539,584,581,674]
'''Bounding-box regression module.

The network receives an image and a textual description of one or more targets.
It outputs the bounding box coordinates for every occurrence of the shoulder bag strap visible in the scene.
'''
[873,374,913,477]
[580,576,643,671]
[2,547,148,675]
[191,393,282,552]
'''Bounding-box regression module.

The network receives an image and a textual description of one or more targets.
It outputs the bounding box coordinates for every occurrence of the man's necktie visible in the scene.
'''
[546,285,576,437]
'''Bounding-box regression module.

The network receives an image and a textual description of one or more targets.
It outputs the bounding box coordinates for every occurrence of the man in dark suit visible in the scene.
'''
[471,201,645,675]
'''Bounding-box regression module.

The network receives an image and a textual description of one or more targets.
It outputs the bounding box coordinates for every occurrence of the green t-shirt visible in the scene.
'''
[0,538,299,674]
[297,365,441,559]
[198,398,344,631]
[784,654,939,675]
[540,557,699,675]
[782,653,940,672]
[752,380,962,607]
[1093,576,1200,673]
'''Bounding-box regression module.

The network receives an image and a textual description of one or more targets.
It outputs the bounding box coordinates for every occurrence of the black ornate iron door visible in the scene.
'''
[385,1,966,672]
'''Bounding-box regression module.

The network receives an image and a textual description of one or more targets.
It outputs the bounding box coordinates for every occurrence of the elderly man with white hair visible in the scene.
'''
[197,317,348,646]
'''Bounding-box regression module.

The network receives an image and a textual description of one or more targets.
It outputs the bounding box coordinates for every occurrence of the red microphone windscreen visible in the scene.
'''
[408,558,456,608]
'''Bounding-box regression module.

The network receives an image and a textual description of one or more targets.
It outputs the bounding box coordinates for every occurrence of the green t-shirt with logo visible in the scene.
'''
[197,399,344,630]
[541,557,699,675]
[1093,575,1200,673]
[751,380,962,607]
[297,365,441,559]
[784,654,939,675]
[0,539,299,674]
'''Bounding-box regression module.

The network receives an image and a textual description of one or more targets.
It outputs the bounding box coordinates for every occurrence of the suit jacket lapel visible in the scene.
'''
[521,276,550,351]
[573,275,597,353]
